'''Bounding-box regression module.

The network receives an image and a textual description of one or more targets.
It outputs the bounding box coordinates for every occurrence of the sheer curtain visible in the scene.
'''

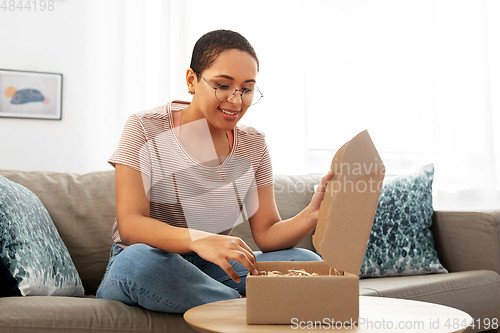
[86,0,500,209]
[81,0,191,170]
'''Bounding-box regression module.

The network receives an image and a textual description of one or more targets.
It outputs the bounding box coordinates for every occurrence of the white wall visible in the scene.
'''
[0,1,118,173]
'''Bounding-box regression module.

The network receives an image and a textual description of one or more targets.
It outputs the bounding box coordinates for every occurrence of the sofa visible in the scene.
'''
[0,169,499,333]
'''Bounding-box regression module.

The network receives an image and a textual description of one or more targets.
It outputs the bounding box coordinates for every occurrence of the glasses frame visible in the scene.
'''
[196,73,263,106]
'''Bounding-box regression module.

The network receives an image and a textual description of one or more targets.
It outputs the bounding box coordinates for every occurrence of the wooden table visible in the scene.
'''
[184,296,472,332]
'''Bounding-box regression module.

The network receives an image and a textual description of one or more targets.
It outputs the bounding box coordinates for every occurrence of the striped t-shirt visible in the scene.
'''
[108,101,273,248]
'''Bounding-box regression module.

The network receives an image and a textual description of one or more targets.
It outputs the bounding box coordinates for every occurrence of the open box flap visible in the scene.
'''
[313,130,385,275]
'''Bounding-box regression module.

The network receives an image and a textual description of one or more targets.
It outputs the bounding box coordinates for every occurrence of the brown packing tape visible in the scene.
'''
[313,130,385,274]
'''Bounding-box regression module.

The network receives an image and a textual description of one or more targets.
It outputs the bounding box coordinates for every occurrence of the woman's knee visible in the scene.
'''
[98,244,241,311]
[120,243,154,259]
[255,247,322,262]
[111,243,154,270]
[107,243,179,282]
[287,248,322,261]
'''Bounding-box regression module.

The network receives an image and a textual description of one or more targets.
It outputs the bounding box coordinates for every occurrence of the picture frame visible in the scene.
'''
[0,69,63,120]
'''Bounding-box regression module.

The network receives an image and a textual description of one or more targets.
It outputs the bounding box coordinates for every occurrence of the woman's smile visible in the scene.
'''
[218,106,240,120]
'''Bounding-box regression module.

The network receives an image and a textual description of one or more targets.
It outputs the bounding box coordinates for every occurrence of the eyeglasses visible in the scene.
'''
[197,73,263,106]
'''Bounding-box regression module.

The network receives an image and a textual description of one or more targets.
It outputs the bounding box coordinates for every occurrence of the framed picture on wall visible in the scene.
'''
[0,69,63,120]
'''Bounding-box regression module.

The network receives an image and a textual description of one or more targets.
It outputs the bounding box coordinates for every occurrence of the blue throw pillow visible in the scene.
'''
[0,175,84,296]
[359,164,448,277]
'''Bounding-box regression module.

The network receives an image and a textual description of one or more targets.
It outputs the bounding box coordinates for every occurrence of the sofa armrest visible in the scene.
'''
[432,209,500,275]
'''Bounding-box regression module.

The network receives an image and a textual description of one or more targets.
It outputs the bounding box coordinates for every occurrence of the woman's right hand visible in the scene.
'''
[190,233,259,283]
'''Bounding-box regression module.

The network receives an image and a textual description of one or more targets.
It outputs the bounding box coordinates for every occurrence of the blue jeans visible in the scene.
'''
[96,243,322,313]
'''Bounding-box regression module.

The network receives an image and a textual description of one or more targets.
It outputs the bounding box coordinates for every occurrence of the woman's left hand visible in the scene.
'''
[249,170,334,252]
[306,170,334,225]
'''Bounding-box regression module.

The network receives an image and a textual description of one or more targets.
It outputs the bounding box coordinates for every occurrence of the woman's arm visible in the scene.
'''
[115,164,258,282]
[249,171,333,252]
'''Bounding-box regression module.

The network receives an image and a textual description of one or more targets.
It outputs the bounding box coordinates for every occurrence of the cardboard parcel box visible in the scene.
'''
[246,130,385,325]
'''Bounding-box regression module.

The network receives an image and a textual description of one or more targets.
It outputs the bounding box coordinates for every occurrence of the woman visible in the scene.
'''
[96,29,332,313]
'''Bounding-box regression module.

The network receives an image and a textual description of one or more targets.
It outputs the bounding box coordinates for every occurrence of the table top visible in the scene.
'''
[184,296,472,333]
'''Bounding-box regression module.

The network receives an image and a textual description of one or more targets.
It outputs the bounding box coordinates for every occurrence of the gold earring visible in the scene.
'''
[188,90,194,95]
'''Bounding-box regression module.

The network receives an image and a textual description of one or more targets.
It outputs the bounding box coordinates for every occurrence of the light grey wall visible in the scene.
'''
[0,2,117,173]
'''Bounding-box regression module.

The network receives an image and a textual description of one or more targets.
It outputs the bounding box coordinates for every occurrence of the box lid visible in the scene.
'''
[312,130,385,275]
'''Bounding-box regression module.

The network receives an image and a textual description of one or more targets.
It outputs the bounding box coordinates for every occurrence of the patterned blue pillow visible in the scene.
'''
[359,164,448,277]
[0,176,84,296]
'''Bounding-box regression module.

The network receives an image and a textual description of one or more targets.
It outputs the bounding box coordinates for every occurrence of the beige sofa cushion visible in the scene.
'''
[0,296,195,333]
[0,170,116,295]
[433,210,500,275]
[360,270,500,331]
